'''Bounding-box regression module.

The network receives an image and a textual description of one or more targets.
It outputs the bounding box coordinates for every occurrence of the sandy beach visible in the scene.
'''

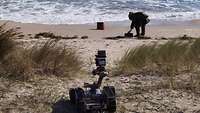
[1,1,200,112]
[1,20,200,65]
[1,19,200,113]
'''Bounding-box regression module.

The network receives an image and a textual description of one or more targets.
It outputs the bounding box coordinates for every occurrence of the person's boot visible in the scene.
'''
[140,33,145,36]
[134,34,140,37]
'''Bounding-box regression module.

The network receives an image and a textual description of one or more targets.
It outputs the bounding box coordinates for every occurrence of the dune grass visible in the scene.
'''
[117,41,188,73]
[0,24,25,79]
[0,24,18,59]
[30,39,82,76]
[0,24,82,80]
[116,39,200,91]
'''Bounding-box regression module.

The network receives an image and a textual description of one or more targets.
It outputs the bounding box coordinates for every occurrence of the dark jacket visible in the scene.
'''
[129,12,149,29]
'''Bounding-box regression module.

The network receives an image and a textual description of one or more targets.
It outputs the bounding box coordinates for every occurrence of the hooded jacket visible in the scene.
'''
[129,12,149,29]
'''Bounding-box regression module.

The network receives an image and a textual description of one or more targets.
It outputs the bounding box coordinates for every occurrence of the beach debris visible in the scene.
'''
[16,26,21,29]
[105,34,151,40]
[104,35,125,40]
[160,37,168,40]
[34,32,55,39]
[137,36,151,39]
[34,32,79,39]
[124,32,133,37]
[16,34,25,39]
[178,34,193,40]
[28,34,32,36]
[116,36,125,39]
[18,34,25,38]
[97,22,104,30]
[157,35,194,40]
[81,35,88,39]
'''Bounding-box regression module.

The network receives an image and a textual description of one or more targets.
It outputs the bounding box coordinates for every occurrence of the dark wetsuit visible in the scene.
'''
[129,12,149,36]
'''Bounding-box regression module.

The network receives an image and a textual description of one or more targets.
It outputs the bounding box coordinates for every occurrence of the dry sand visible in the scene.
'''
[1,20,200,113]
[1,20,200,65]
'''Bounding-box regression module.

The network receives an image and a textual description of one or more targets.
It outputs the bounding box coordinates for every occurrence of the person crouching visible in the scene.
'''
[128,12,150,37]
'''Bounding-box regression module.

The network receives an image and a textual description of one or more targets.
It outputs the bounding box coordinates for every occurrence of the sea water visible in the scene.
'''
[0,0,200,24]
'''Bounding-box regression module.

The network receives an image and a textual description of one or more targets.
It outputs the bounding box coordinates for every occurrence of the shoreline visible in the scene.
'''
[1,18,200,26]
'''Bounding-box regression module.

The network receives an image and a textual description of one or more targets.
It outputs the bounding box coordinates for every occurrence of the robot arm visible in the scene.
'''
[96,70,108,88]
[92,50,108,89]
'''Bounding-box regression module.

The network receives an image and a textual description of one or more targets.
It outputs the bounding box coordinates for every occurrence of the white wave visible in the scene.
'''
[0,0,200,24]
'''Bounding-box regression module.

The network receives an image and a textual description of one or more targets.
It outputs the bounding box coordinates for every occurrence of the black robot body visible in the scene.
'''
[69,50,116,113]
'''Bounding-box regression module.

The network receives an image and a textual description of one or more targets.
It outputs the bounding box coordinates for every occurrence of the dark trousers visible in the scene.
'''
[135,24,146,36]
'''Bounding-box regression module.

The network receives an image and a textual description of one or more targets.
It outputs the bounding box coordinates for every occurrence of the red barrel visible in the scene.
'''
[97,22,104,30]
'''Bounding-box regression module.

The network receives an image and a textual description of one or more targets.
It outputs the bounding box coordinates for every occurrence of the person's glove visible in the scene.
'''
[146,18,150,24]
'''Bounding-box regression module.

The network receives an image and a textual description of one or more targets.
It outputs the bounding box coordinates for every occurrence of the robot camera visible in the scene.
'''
[95,50,106,67]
